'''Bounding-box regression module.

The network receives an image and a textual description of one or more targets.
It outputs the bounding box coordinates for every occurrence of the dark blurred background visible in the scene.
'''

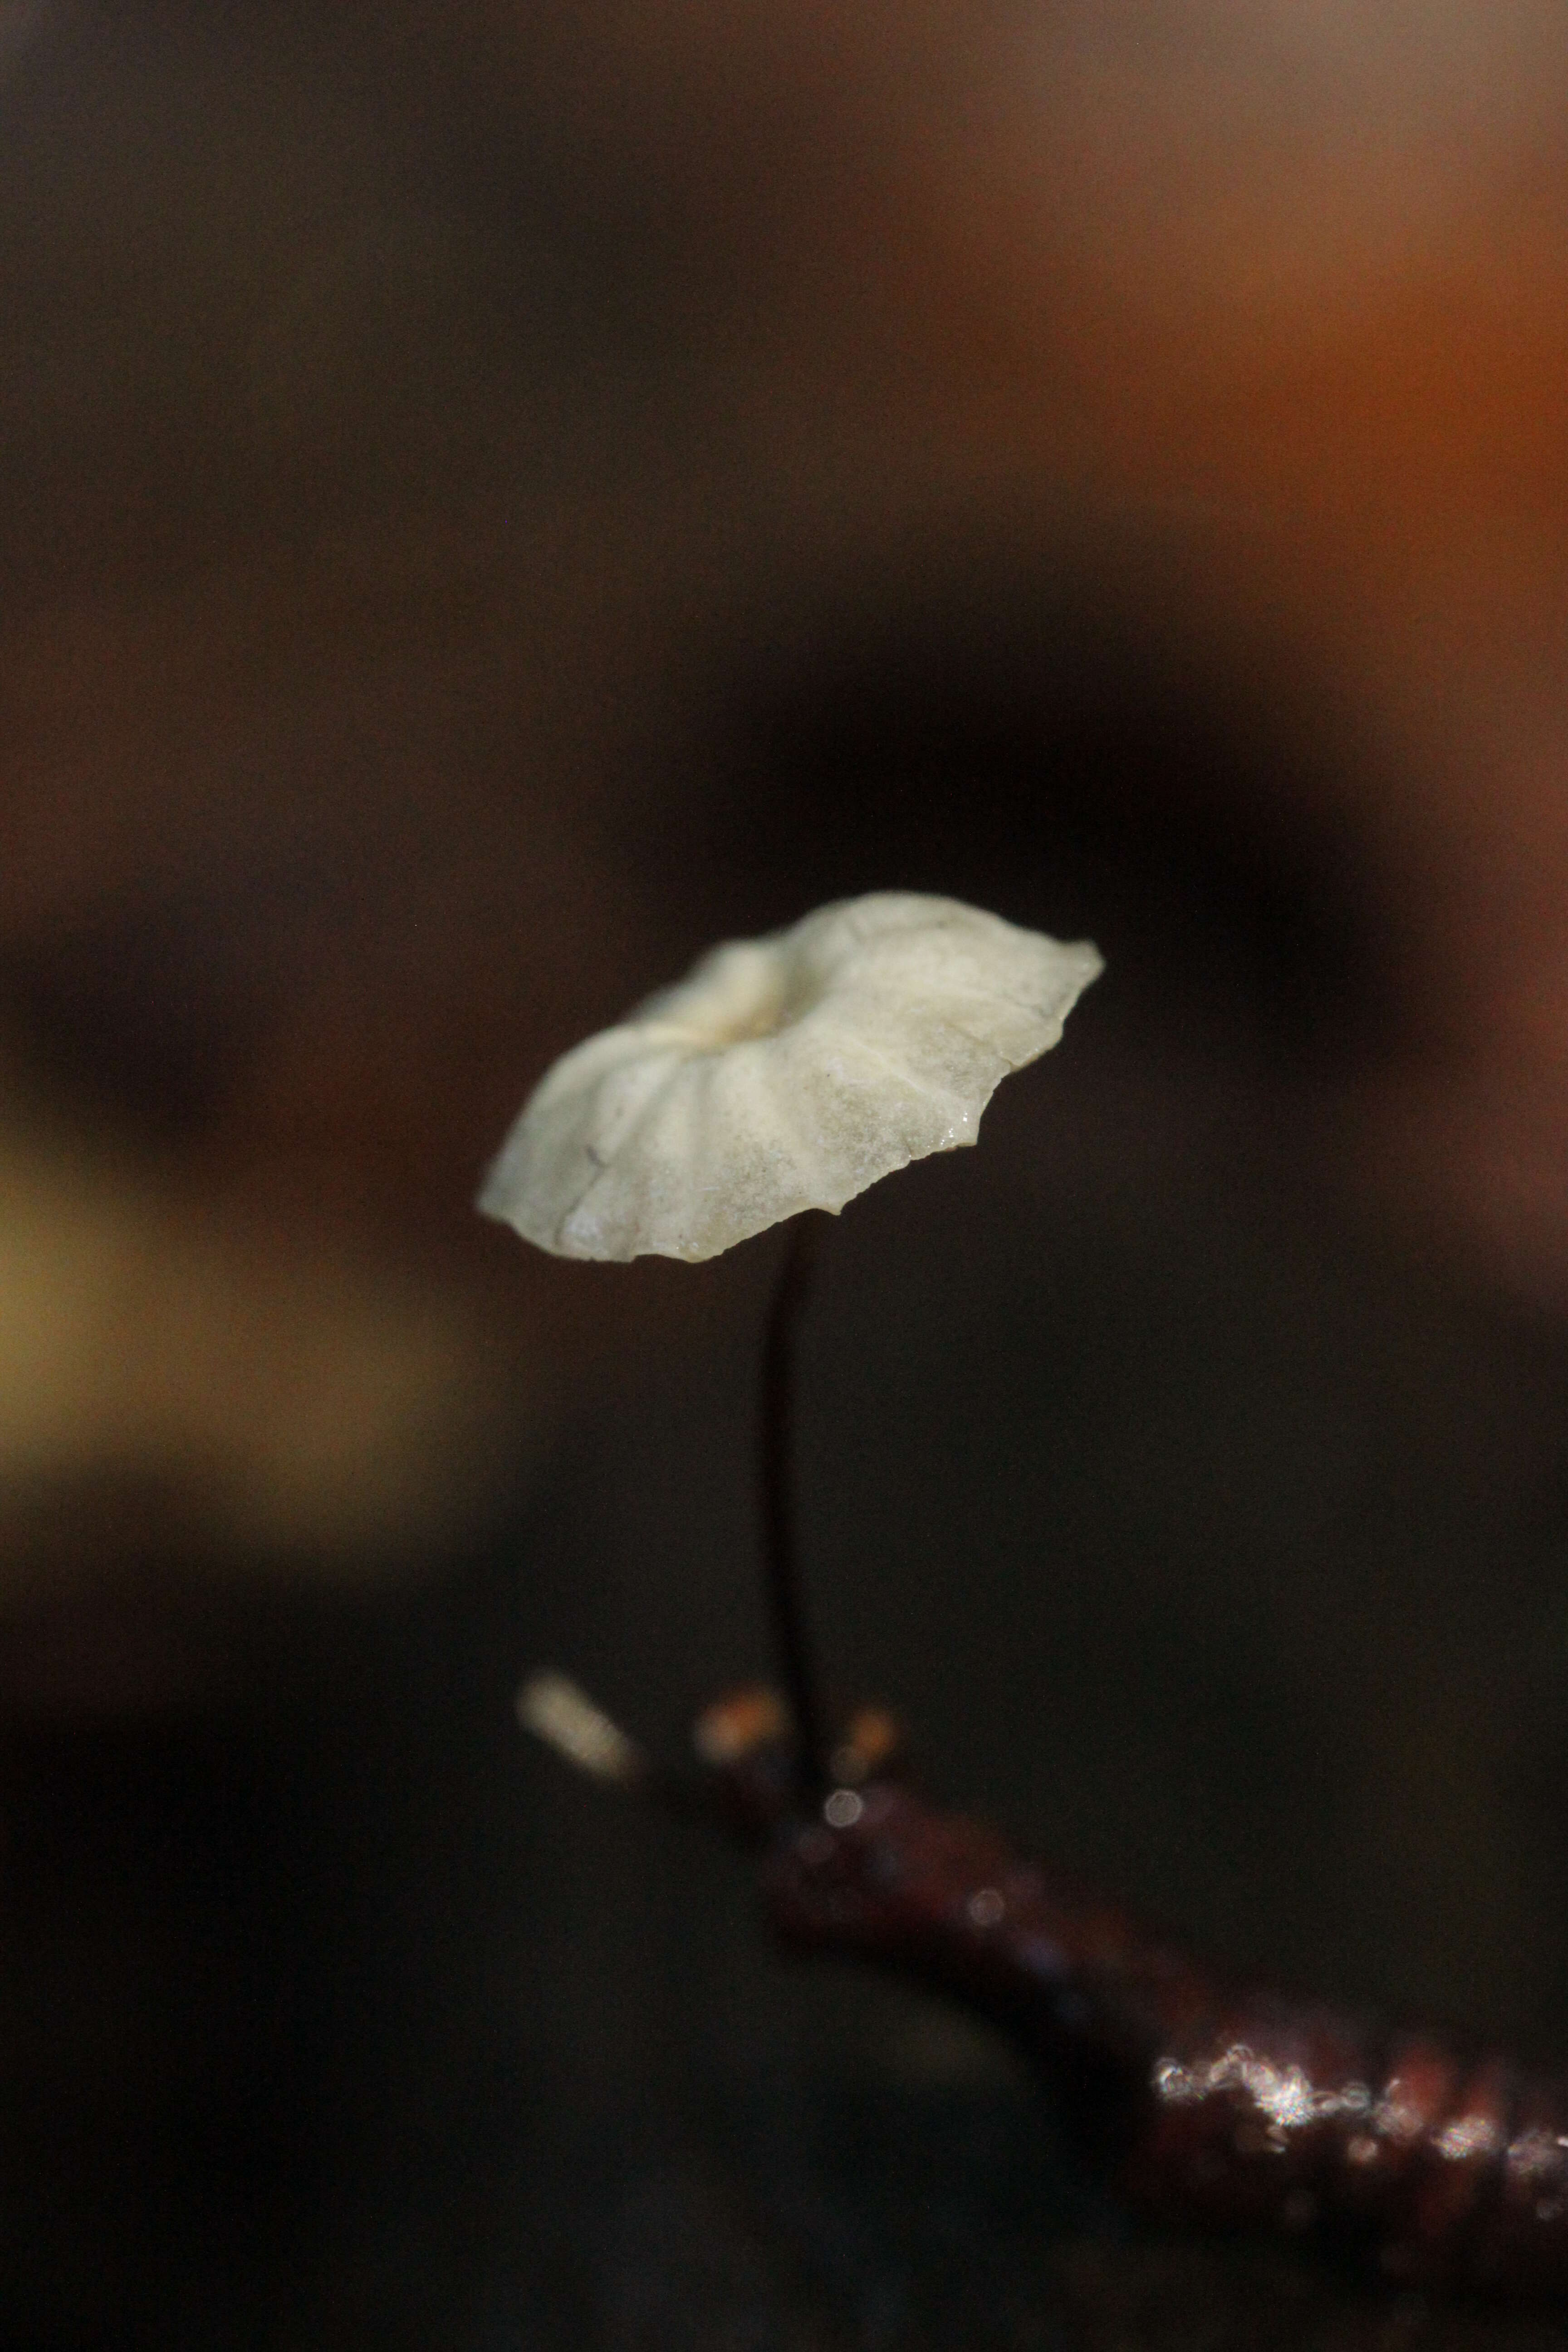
[7,4,1568,2345]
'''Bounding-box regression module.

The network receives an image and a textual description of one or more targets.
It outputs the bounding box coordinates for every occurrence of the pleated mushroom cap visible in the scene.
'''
[479,893,1102,1263]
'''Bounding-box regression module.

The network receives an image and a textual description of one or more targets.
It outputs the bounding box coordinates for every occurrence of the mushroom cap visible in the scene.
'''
[479,892,1102,1263]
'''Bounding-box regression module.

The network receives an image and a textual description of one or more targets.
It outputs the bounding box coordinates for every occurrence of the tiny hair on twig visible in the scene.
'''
[517,1671,649,1789]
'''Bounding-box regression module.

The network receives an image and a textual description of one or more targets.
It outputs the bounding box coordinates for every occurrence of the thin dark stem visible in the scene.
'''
[760,1210,830,1797]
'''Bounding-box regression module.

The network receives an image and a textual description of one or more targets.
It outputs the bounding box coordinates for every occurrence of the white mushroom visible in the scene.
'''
[479,892,1102,1263]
